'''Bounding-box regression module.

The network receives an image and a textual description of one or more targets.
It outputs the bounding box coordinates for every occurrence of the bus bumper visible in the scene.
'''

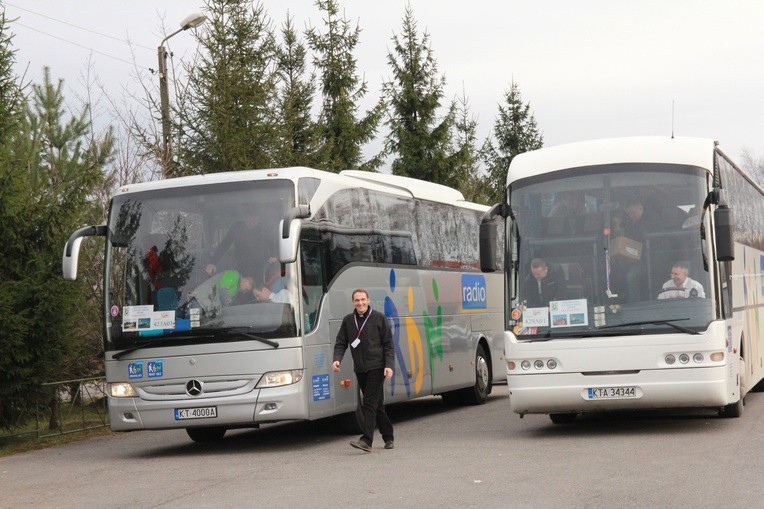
[507,365,730,415]
[108,379,309,431]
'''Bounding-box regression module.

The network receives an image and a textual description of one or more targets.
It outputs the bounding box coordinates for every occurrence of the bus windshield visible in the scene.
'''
[507,163,716,339]
[105,179,297,352]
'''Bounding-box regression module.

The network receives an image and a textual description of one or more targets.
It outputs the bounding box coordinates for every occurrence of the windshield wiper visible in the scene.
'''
[111,334,214,360]
[223,327,280,348]
[599,319,699,335]
[522,329,626,342]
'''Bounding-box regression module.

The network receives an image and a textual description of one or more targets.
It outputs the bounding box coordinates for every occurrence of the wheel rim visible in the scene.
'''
[476,355,489,393]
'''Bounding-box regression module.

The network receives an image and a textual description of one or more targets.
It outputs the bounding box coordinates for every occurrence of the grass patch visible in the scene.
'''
[0,401,111,457]
[0,426,113,457]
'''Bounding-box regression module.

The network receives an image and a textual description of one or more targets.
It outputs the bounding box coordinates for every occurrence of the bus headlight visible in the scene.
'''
[256,370,304,388]
[665,354,676,365]
[679,354,690,364]
[109,383,137,398]
[521,360,531,370]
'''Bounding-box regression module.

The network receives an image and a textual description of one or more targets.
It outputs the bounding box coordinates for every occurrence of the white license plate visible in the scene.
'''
[587,386,637,399]
[174,406,217,420]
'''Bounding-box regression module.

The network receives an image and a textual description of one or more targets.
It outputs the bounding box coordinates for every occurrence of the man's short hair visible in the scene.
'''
[530,258,548,269]
[672,261,689,273]
[352,288,369,300]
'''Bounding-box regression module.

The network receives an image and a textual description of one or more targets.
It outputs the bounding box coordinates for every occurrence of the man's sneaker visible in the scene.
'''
[349,440,372,452]
[384,441,394,450]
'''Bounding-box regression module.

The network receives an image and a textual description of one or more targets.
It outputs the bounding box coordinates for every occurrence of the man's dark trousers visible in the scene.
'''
[356,368,393,446]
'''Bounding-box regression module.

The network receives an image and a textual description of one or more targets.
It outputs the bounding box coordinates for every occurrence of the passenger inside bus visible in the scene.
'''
[253,285,291,304]
[522,258,565,307]
[548,191,586,217]
[609,198,662,302]
[205,209,275,283]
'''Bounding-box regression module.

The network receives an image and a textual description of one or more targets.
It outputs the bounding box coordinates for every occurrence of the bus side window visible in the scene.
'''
[301,241,324,333]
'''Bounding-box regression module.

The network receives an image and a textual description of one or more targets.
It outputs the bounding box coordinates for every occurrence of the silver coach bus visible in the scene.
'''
[63,167,505,442]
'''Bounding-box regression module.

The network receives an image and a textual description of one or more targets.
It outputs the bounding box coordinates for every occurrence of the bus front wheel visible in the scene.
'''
[720,356,746,418]
[720,398,744,418]
[186,426,227,442]
[461,344,491,405]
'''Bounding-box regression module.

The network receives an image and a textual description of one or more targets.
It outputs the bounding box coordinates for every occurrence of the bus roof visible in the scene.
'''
[115,166,485,210]
[339,170,482,209]
[508,137,718,183]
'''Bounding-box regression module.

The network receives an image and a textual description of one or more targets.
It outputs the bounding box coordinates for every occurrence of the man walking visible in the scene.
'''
[333,289,395,452]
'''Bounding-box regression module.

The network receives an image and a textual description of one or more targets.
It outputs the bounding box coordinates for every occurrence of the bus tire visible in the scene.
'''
[720,398,743,418]
[549,413,577,424]
[461,344,492,405]
[186,426,227,442]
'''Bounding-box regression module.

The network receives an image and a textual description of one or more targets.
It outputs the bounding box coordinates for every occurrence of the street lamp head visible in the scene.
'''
[180,12,206,30]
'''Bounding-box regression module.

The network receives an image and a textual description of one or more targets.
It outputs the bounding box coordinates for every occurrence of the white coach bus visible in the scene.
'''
[479,136,764,423]
[63,167,504,441]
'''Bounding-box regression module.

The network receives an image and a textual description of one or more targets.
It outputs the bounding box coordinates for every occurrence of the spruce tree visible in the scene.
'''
[306,0,383,172]
[450,91,484,202]
[0,9,30,429]
[179,0,279,175]
[274,13,320,168]
[481,81,544,203]
[0,68,113,428]
[384,6,466,188]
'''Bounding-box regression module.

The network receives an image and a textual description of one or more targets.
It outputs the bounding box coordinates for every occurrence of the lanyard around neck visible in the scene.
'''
[354,308,371,337]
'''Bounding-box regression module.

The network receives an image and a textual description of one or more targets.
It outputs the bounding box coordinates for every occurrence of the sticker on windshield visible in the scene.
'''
[122,305,177,332]
[550,299,589,327]
[523,307,549,327]
[123,305,153,331]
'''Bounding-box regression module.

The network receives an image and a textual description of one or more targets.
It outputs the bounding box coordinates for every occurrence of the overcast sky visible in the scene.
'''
[5,0,764,168]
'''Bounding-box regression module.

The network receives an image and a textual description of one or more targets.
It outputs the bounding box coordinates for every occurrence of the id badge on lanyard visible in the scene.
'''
[351,310,371,348]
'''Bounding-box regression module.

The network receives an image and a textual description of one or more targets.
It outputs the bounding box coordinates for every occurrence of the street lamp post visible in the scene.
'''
[158,12,206,177]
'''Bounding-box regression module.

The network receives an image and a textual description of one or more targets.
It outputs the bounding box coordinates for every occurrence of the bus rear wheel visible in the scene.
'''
[186,426,227,442]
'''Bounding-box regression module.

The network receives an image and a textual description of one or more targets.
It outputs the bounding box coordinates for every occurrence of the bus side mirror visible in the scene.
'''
[714,205,734,261]
[63,237,85,280]
[278,205,310,263]
[479,221,498,273]
[62,225,107,280]
[479,202,510,273]
[279,218,302,263]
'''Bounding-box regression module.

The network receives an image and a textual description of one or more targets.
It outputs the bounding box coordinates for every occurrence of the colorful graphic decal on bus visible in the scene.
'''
[147,360,163,378]
[383,269,448,396]
[423,278,443,384]
[128,361,143,380]
[461,273,487,310]
[405,285,425,394]
[385,269,411,397]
